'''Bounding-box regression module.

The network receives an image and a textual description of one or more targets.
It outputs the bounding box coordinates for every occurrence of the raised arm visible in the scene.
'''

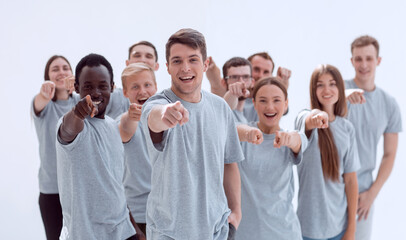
[119,103,142,143]
[357,132,398,220]
[33,81,55,115]
[224,162,241,229]
[206,56,227,97]
[223,82,250,111]
[343,172,358,240]
[58,95,98,144]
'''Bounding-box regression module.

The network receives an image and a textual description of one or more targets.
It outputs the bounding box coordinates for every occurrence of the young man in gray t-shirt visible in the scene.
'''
[140,28,244,240]
[56,54,136,240]
[345,35,402,240]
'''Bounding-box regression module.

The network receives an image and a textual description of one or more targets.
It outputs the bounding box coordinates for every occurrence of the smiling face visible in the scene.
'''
[75,65,113,118]
[316,73,339,112]
[250,55,274,82]
[127,44,159,70]
[351,44,381,85]
[167,43,208,102]
[123,70,157,105]
[254,84,288,133]
[48,57,72,90]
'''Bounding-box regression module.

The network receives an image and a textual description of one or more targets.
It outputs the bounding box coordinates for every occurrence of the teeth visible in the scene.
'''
[180,76,193,80]
[93,101,101,105]
[265,113,276,117]
[139,98,148,101]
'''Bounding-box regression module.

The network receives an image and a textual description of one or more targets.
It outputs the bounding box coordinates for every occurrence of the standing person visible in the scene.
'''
[235,77,307,240]
[140,28,244,240]
[345,36,402,240]
[56,54,136,240]
[32,55,76,240]
[295,65,359,240]
[106,41,160,119]
[221,57,253,123]
[118,62,158,239]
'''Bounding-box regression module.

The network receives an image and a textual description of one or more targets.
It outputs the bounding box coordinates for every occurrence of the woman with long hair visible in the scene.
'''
[295,64,360,240]
[32,55,77,239]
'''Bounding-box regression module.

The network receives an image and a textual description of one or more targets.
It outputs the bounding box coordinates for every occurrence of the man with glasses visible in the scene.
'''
[221,57,253,123]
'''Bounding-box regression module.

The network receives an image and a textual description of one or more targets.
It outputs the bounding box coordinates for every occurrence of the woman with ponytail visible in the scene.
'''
[295,64,360,240]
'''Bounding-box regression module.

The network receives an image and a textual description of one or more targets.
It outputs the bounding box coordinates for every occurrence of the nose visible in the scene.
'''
[181,62,191,72]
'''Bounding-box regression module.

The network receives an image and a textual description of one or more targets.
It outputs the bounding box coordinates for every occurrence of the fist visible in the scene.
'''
[346,89,366,104]
[63,76,75,94]
[161,101,189,128]
[229,82,250,98]
[247,127,263,145]
[128,103,142,121]
[309,111,329,129]
[274,131,293,148]
[74,95,98,119]
[40,81,56,100]
[276,67,291,88]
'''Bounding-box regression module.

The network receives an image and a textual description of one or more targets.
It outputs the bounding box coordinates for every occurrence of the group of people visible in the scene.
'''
[32,28,402,240]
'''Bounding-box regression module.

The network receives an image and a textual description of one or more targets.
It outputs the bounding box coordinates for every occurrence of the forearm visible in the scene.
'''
[288,132,302,154]
[223,163,241,216]
[148,105,168,133]
[344,172,358,233]
[223,91,239,110]
[237,124,251,142]
[209,77,227,97]
[119,112,139,142]
[58,110,84,143]
[33,93,50,115]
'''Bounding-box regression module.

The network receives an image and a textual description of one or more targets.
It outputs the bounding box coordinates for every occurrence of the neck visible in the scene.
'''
[322,104,335,122]
[55,89,69,100]
[171,87,201,103]
[354,77,376,92]
[257,121,280,135]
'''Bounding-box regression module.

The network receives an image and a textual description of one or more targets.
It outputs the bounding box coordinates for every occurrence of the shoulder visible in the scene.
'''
[336,116,356,134]
[202,90,230,110]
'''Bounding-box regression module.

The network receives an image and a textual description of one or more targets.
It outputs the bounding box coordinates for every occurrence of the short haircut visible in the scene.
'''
[75,53,114,85]
[128,41,158,62]
[166,28,207,62]
[121,62,156,90]
[351,35,380,56]
[222,57,252,79]
[247,52,275,73]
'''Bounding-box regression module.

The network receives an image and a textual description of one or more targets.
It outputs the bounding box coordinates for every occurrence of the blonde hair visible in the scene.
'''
[121,62,156,89]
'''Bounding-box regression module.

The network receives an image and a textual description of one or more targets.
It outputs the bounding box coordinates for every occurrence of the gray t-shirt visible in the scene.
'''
[106,88,130,119]
[121,119,156,223]
[243,98,259,123]
[236,122,308,240]
[31,95,79,193]
[56,116,135,240]
[295,113,360,239]
[232,109,248,124]
[345,79,402,192]
[140,89,245,240]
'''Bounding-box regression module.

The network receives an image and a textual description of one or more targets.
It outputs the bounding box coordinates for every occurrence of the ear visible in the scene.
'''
[166,62,170,74]
[221,78,227,89]
[125,60,129,66]
[202,58,209,72]
[377,56,382,66]
[110,82,115,93]
[123,87,128,98]
[284,98,289,113]
[154,62,160,71]
[350,57,355,67]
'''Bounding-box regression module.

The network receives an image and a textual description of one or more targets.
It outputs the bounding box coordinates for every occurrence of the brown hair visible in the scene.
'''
[248,52,275,73]
[128,41,158,62]
[165,28,207,63]
[44,55,72,101]
[351,35,380,57]
[252,76,287,101]
[310,64,347,182]
[222,57,252,79]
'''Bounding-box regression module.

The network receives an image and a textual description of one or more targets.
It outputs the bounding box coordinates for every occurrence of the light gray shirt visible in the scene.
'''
[345,79,402,192]
[56,116,135,240]
[243,98,259,122]
[31,95,79,193]
[232,109,248,124]
[236,123,308,240]
[106,88,130,119]
[295,113,360,239]
[140,89,244,240]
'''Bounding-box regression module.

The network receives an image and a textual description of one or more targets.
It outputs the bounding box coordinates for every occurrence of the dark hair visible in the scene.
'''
[44,55,72,101]
[128,41,158,62]
[252,76,287,100]
[248,52,275,73]
[166,28,207,62]
[310,64,347,182]
[351,35,380,57]
[222,57,252,79]
[75,53,114,85]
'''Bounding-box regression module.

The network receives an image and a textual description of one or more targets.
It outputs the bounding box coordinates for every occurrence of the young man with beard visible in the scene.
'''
[345,35,402,240]
[140,28,244,240]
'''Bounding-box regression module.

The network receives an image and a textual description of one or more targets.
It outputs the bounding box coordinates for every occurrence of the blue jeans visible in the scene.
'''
[303,230,346,240]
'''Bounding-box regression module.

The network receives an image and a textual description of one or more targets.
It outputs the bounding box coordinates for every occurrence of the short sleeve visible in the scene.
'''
[384,98,402,133]
[224,107,245,164]
[294,109,311,133]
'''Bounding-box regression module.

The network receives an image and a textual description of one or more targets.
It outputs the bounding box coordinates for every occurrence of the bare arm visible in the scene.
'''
[33,81,55,115]
[224,162,241,229]
[223,91,239,110]
[274,131,302,154]
[304,109,329,136]
[206,56,227,97]
[342,172,358,240]
[236,124,263,144]
[129,211,146,240]
[119,103,142,143]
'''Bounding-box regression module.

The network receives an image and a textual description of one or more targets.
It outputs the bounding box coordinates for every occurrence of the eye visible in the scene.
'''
[146,54,153,59]
[132,85,138,89]
[145,83,151,87]
[172,59,181,64]
[316,83,323,88]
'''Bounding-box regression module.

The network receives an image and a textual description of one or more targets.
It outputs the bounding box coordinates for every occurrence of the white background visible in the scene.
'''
[0,0,405,239]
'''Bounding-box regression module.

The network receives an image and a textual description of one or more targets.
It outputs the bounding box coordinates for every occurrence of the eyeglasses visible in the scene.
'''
[225,75,252,82]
